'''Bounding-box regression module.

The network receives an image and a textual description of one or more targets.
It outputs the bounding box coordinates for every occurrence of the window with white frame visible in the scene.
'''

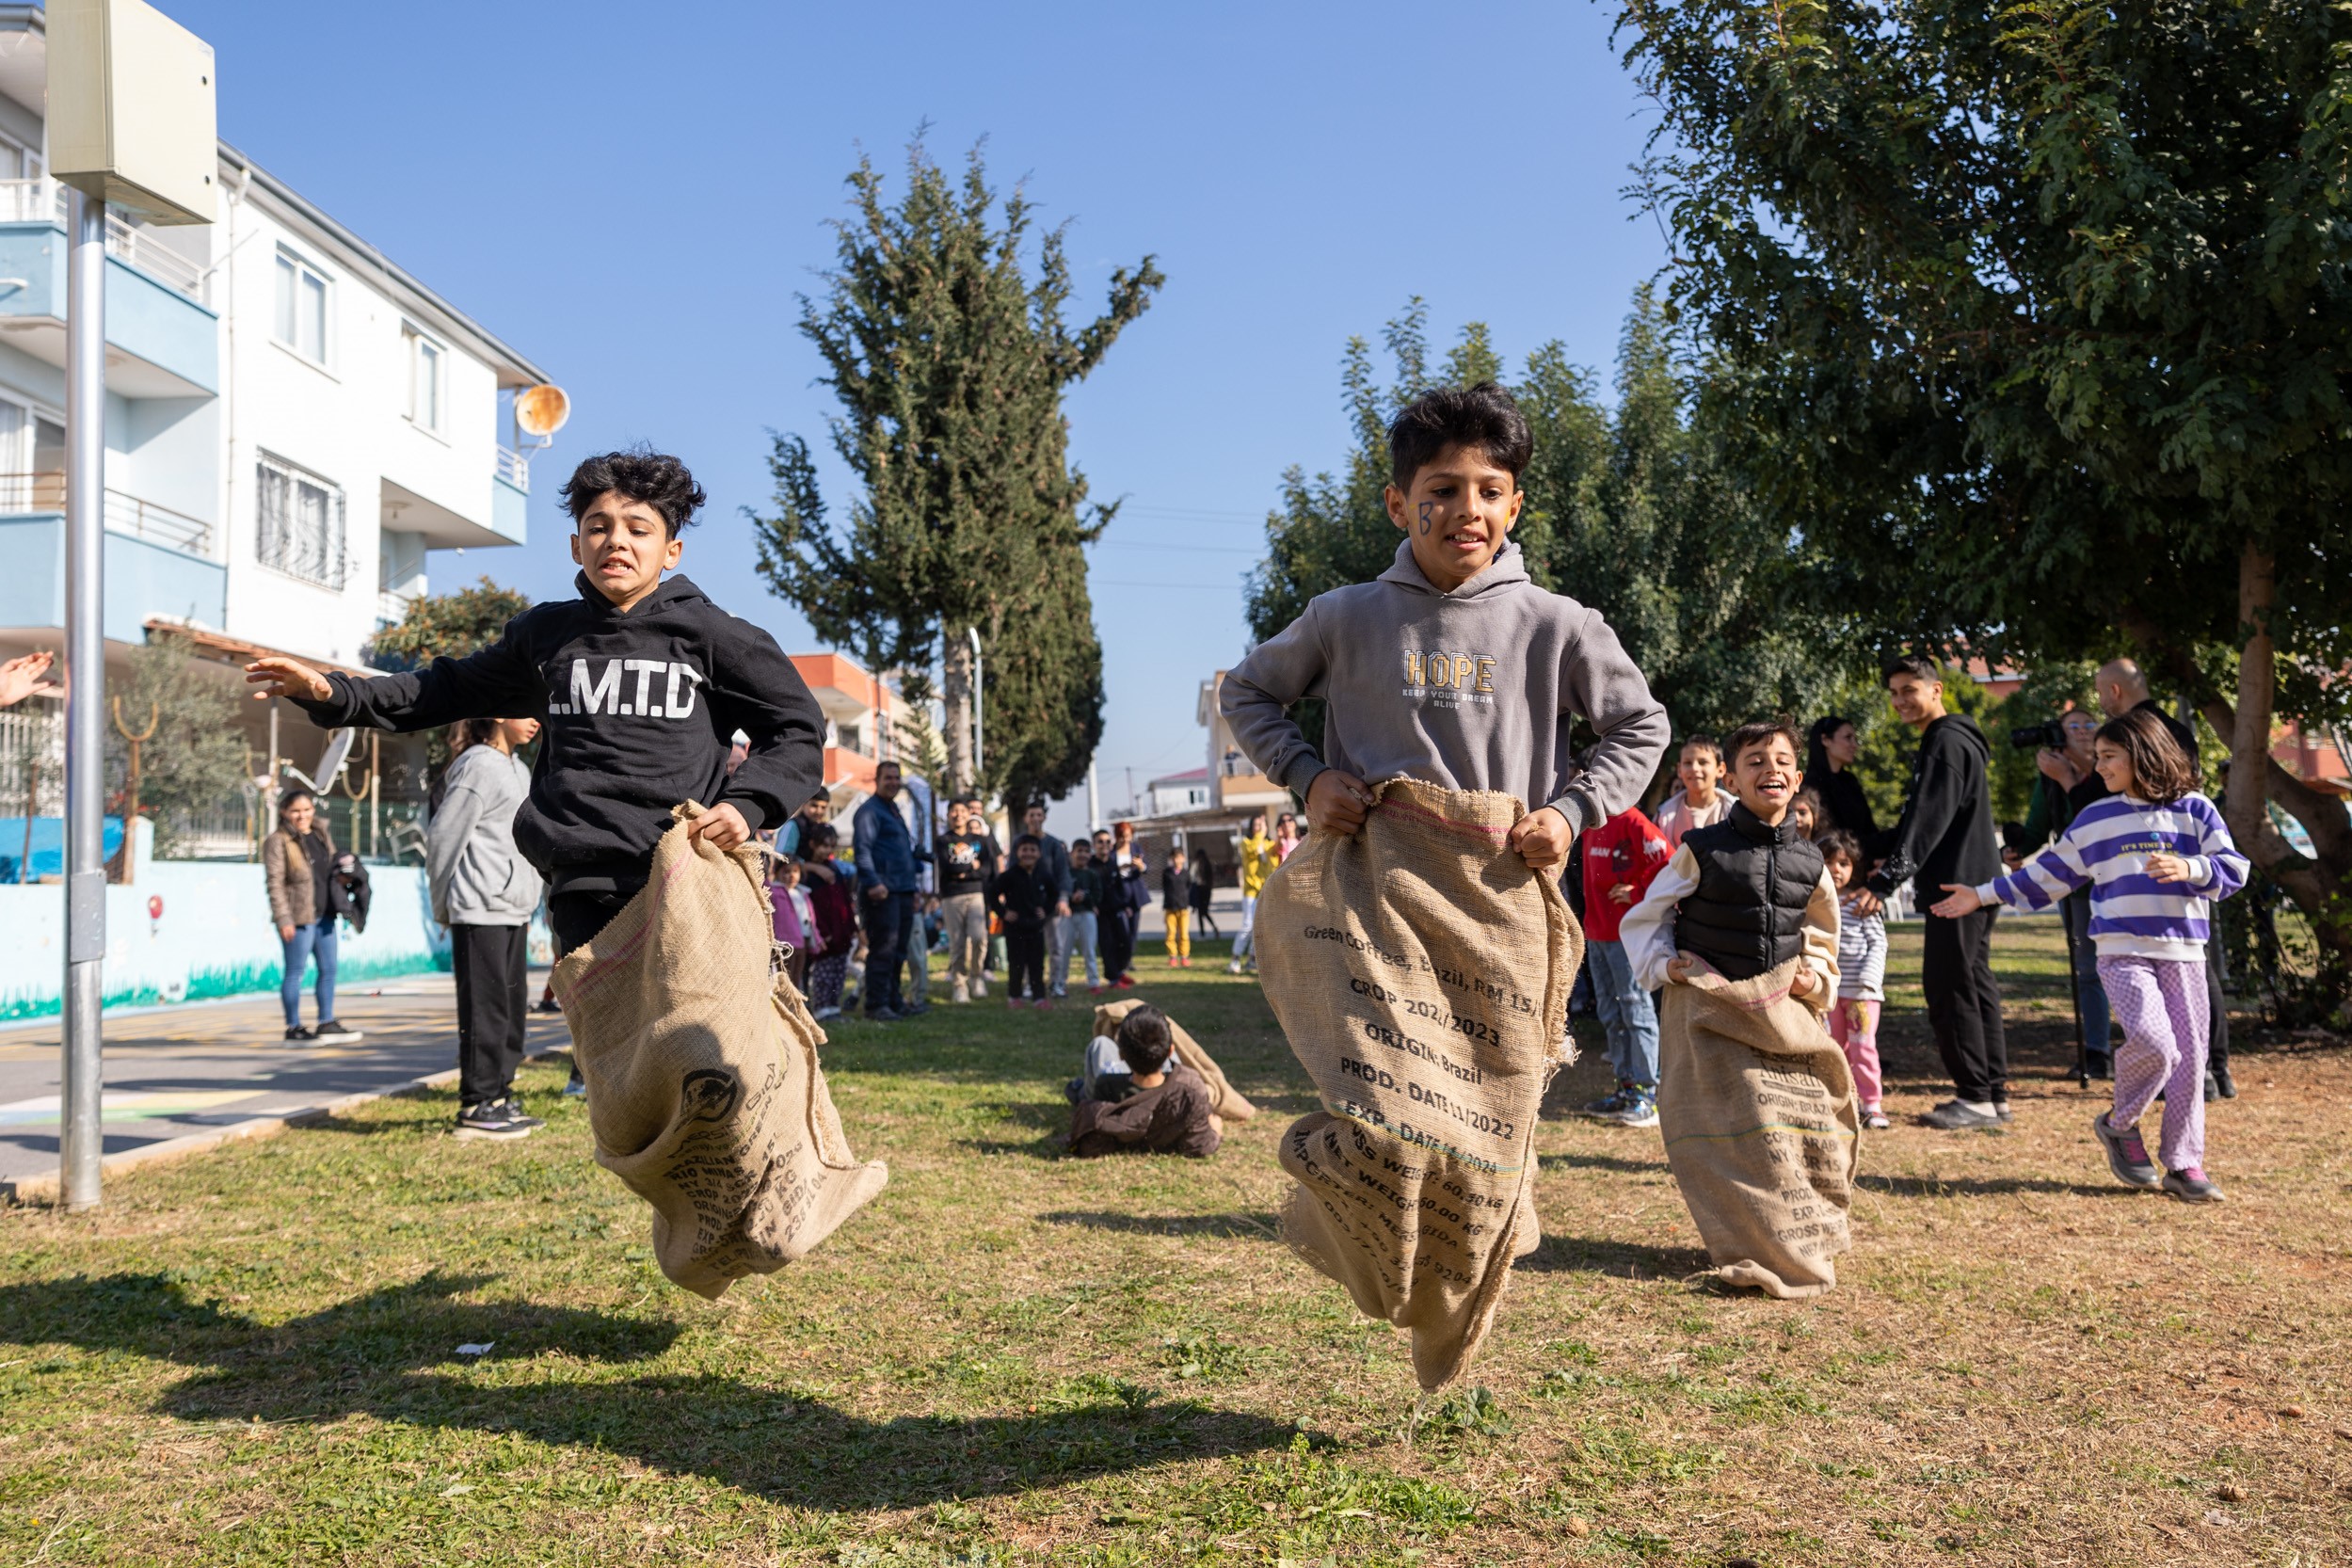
[273,248,329,364]
[256,452,346,588]
[404,323,443,431]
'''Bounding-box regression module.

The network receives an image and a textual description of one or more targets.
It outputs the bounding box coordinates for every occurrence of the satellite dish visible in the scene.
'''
[515,384,570,439]
[282,728,356,792]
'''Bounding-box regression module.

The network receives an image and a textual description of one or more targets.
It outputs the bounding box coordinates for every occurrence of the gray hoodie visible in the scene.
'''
[426,744,544,926]
[1220,540,1670,833]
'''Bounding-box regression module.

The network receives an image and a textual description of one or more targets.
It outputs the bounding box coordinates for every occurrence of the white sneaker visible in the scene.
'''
[972,979,988,999]
[952,979,969,1003]
[1227,961,1242,974]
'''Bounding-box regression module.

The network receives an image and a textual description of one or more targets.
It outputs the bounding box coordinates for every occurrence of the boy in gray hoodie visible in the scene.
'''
[1220,382,1669,873]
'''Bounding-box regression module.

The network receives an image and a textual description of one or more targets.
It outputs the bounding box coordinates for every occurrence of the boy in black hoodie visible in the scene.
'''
[246,450,826,974]
[1848,656,2006,1129]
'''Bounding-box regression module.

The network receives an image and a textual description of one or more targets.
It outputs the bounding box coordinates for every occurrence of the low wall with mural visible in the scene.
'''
[0,860,452,1021]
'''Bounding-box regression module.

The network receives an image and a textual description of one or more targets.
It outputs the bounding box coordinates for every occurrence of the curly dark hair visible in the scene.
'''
[559,447,706,537]
[1387,381,1533,490]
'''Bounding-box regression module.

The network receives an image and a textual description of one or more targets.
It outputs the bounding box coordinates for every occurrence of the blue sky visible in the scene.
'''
[169,0,1667,836]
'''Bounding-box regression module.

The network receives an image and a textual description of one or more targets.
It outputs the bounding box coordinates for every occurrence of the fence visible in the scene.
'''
[0,696,64,824]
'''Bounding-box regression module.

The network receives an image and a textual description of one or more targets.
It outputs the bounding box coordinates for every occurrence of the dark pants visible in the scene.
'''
[862,889,915,1015]
[452,922,528,1107]
[550,890,630,961]
[1923,907,2008,1104]
[2205,936,2231,1076]
[1099,906,1136,982]
[1005,928,1047,1000]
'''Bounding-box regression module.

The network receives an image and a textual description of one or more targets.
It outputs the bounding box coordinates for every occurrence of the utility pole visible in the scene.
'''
[1086,760,1099,833]
[58,187,104,1210]
[50,0,216,1211]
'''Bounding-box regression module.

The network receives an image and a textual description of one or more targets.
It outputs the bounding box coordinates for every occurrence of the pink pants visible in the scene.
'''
[1828,997,1883,1112]
[2098,954,2208,1174]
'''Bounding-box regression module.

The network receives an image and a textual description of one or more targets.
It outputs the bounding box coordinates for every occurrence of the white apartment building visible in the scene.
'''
[0,5,548,688]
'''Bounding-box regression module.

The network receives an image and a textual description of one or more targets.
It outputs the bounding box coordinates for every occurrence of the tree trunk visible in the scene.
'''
[941,630,975,795]
[2211,540,2352,974]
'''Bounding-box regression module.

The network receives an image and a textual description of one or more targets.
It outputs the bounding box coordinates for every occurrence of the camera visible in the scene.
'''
[2008,719,2069,751]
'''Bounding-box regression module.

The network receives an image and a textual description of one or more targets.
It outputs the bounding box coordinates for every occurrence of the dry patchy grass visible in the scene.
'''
[0,918,2347,1565]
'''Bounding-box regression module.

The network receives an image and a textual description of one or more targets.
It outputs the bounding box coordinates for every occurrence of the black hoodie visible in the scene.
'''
[1866,713,2000,900]
[295,573,824,896]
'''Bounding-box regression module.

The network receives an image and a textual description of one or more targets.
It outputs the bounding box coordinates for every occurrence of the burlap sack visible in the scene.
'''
[1656,955,1859,1299]
[1090,996,1256,1122]
[1256,778,1577,1391]
[552,804,888,1299]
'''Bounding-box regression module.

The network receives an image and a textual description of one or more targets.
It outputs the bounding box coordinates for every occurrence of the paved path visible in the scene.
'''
[0,971,573,1187]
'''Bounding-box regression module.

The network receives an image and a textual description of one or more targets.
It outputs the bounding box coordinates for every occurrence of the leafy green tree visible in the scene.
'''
[1246,292,1835,792]
[1616,0,2352,981]
[366,578,531,669]
[106,632,248,858]
[751,138,1162,807]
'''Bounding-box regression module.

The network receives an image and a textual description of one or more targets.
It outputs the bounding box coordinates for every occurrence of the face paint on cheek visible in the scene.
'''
[1416,500,1436,536]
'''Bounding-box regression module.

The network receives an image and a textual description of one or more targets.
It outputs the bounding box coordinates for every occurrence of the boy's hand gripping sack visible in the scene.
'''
[1256,778,1577,1391]
[553,803,888,1297]
[1656,955,1858,1298]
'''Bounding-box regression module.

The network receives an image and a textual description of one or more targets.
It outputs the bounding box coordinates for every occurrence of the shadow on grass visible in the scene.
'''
[1040,1209,1280,1240]
[1516,1233,1712,1281]
[0,1271,1292,1508]
[1856,1173,2123,1200]
[1536,1149,1668,1176]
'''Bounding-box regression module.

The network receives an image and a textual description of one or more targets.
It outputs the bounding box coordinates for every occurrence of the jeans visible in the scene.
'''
[1059,909,1101,990]
[280,919,337,1029]
[1586,938,1658,1091]
[862,889,915,1015]
[2061,895,2113,1061]
[1100,906,1137,983]
[1047,912,1074,994]
[943,891,989,987]
[1233,893,1258,963]
[1923,906,2008,1104]
[452,922,527,1106]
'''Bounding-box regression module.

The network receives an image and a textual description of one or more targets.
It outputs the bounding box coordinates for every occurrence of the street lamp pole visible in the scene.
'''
[58,188,106,1212]
[967,626,984,791]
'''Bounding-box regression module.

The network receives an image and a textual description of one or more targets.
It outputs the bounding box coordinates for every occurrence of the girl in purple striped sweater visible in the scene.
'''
[1930,709,2246,1203]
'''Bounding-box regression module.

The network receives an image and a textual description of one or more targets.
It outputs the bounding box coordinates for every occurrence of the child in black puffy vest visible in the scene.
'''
[1623,718,1840,1001]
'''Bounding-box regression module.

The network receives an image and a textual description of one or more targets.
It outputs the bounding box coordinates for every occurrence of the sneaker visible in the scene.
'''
[2201,1071,2220,1104]
[456,1099,542,1141]
[1007,997,1027,1010]
[952,979,969,1003]
[2162,1167,2225,1203]
[1994,1102,2013,1123]
[282,1025,316,1045]
[1864,1108,1892,1130]
[1114,976,1135,989]
[532,996,563,1016]
[1227,961,1242,974]
[2212,1063,2237,1099]
[901,1001,931,1017]
[2092,1112,2163,1189]
[311,1020,363,1045]
[812,1005,842,1022]
[972,979,988,1000]
[563,1070,588,1100]
[1920,1099,2003,1130]
[1581,1085,1633,1119]
[1602,1090,1659,1128]
[1050,987,1067,1000]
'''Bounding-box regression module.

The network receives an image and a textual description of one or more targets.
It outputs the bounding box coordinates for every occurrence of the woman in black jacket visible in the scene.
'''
[1804,715,1882,854]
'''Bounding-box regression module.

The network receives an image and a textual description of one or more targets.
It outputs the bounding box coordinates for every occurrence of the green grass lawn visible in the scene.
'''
[2,919,2347,1565]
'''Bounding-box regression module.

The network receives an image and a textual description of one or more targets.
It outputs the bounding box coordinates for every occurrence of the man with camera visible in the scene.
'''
[2006,707,2113,1077]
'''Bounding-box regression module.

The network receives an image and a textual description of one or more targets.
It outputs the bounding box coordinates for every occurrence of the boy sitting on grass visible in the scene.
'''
[246,448,827,1050]
[1219,382,1668,878]
[1064,1003,1221,1159]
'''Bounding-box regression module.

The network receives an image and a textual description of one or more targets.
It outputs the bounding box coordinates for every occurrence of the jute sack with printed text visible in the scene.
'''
[1656,956,1858,1299]
[1256,777,1576,1391]
[1091,996,1256,1121]
[553,804,888,1299]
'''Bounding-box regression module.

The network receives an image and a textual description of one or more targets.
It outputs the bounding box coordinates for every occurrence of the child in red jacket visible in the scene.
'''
[1577,806,1673,1127]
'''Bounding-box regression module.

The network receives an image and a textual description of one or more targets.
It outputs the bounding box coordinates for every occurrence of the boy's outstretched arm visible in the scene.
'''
[1220,606,1373,836]
[248,619,541,732]
[702,623,827,846]
[1549,608,1671,836]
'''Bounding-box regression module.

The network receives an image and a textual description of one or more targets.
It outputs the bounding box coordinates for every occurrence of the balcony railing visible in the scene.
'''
[0,180,207,300]
[494,445,529,490]
[0,472,213,556]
